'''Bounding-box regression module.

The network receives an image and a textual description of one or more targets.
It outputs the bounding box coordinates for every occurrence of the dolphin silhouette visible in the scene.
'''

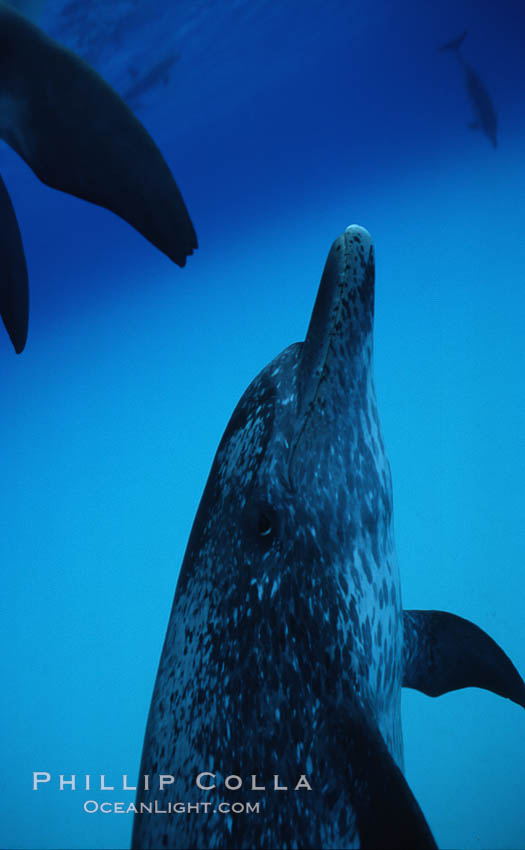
[0,1,197,353]
[439,30,498,148]
[132,226,524,849]
[124,55,179,108]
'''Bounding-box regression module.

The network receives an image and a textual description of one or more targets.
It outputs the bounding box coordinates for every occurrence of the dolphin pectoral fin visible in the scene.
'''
[347,722,438,849]
[403,610,525,708]
[0,4,197,267]
[319,696,437,849]
[0,175,29,353]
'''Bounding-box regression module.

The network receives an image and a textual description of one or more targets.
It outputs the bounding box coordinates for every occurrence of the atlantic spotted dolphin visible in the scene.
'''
[0,1,197,352]
[439,30,498,148]
[132,226,525,849]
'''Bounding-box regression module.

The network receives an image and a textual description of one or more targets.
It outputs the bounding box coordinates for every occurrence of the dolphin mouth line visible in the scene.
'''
[287,226,363,484]
[306,236,352,402]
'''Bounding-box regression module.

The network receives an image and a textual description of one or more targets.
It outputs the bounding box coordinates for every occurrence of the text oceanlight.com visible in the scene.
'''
[83,800,261,815]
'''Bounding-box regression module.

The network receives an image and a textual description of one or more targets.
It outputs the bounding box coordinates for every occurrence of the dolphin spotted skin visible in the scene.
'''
[439,30,498,148]
[133,227,524,849]
[0,1,197,352]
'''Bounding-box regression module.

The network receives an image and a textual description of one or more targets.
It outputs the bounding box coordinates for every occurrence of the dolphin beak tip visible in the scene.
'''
[343,224,373,254]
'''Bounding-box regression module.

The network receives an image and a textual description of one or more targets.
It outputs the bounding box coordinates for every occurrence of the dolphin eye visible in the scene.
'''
[244,500,278,547]
[258,512,273,537]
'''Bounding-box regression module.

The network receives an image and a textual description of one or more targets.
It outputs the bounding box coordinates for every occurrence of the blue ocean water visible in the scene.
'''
[1,0,524,847]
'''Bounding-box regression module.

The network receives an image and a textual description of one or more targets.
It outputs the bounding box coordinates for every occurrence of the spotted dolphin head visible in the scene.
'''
[131,225,437,850]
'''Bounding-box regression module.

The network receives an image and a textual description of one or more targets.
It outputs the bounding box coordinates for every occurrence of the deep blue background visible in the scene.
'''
[1,0,525,847]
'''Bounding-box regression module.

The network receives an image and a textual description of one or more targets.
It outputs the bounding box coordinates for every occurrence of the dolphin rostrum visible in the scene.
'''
[0,1,197,353]
[438,30,498,148]
[132,226,524,849]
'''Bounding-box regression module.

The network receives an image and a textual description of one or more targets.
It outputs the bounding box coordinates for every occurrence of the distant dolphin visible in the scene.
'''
[123,55,179,108]
[132,226,524,849]
[4,0,46,22]
[438,30,467,53]
[0,1,197,353]
[439,30,498,148]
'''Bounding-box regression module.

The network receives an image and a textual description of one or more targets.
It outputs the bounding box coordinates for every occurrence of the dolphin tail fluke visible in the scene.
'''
[318,696,437,849]
[0,175,29,354]
[437,30,467,52]
[0,4,197,268]
[403,610,525,709]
